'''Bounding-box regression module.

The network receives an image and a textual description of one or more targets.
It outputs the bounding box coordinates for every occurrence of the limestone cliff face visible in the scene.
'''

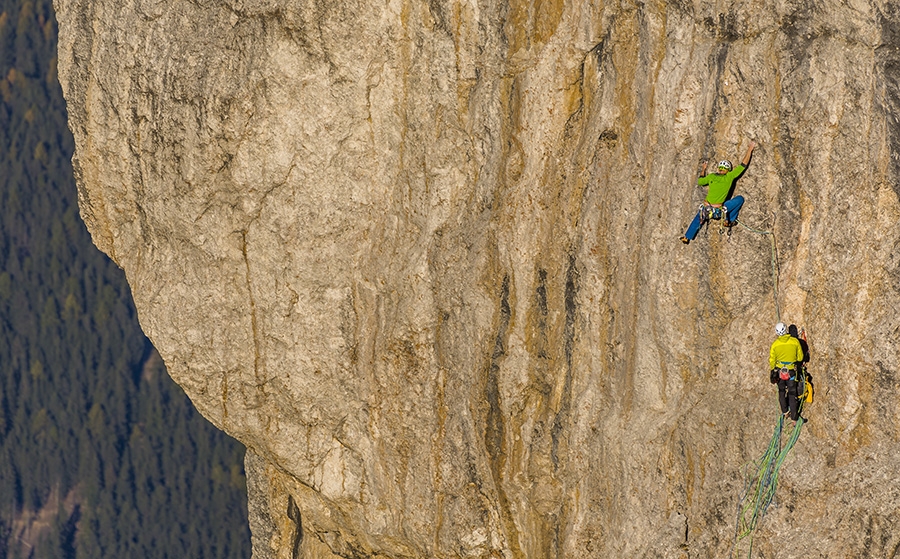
[54,0,900,557]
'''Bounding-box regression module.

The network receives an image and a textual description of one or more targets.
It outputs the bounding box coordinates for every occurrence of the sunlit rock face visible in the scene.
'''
[54,0,900,556]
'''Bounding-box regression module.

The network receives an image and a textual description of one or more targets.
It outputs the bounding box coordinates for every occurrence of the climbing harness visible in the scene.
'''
[732,413,804,558]
[697,204,734,237]
[776,361,795,381]
[698,204,726,225]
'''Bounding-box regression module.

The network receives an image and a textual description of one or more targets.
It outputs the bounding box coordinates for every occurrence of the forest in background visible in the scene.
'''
[0,0,251,557]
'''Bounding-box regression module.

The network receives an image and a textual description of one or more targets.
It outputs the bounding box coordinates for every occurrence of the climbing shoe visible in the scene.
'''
[679,236,690,245]
[724,220,736,227]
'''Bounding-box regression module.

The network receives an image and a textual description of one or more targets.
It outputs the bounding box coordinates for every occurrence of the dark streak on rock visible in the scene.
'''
[888,237,900,295]
[773,6,817,252]
[702,42,730,157]
[427,0,451,36]
[875,361,899,439]
[485,273,522,555]
[551,253,578,468]
[589,39,605,68]
[536,269,549,317]
[286,495,303,559]
[877,5,900,202]
[536,268,549,359]
[716,12,739,42]
[241,230,264,391]
[780,5,815,41]
[486,274,509,464]
[598,129,618,149]
[564,254,578,377]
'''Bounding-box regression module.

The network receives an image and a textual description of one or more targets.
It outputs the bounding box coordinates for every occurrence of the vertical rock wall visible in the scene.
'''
[54,0,900,557]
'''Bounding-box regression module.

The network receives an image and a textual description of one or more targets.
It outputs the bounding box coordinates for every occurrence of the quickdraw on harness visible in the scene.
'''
[698,203,727,225]
[776,361,795,381]
[699,203,733,237]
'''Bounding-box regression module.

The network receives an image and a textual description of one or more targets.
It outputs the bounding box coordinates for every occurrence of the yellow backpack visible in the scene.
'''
[799,371,814,404]
[797,329,813,404]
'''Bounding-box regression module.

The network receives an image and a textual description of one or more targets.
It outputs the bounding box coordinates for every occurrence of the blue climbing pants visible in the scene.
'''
[683,196,745,240]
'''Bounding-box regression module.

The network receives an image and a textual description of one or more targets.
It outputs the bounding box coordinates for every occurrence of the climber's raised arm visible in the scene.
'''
[742,140,757,166]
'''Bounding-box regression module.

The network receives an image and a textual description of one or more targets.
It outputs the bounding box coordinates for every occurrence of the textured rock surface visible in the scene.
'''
[54,0,900,557]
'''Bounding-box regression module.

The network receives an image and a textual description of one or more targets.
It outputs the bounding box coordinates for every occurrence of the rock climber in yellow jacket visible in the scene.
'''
[769,322,805,422]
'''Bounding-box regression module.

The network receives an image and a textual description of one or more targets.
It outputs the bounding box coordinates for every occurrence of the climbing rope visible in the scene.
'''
[732,412,804,558]
[735,216,780,323]
[694,203,796,556]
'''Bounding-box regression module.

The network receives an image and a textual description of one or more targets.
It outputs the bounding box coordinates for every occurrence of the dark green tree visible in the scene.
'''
[0,0,251,557]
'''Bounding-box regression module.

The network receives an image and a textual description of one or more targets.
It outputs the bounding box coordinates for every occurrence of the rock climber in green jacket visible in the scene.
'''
[680,140,757,244]
[769,322,805,422]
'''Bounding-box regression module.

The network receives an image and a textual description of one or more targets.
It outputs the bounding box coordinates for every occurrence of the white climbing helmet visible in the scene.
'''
[717,160,733,171]
[775,322,787,336]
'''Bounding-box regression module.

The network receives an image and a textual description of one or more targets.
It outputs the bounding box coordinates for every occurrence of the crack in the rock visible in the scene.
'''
[551,253,578,469]
[286,495,303,559]
[484,273,522,557]
[241,230,264,389]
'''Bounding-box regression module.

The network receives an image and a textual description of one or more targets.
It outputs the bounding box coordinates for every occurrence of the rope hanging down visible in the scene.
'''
[735,216,780,323]
[732,413,804,558]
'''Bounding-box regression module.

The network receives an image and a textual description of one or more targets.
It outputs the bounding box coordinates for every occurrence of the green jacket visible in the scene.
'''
[698,165,746,205]
[769,335,804,370]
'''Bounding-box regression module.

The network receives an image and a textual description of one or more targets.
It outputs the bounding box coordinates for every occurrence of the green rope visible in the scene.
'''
[732,413,804,558]
[735,218,780,323]
[726,214,803,557]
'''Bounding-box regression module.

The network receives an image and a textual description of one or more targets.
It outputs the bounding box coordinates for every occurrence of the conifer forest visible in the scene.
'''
[0,0,251,556]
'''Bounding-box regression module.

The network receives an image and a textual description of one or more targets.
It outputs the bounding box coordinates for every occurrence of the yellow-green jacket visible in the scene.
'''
[769,335,804,370]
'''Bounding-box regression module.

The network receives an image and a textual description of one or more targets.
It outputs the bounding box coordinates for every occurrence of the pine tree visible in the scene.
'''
[0,0,251,556]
